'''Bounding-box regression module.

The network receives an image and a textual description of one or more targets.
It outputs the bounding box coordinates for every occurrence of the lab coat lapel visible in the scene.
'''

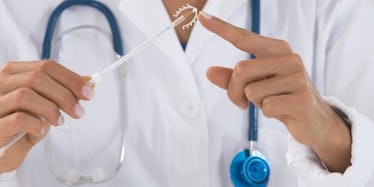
[117,0,188,65]
[186,0,248,64]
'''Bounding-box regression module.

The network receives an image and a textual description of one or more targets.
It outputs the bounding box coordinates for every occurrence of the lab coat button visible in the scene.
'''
[179,98,200,119]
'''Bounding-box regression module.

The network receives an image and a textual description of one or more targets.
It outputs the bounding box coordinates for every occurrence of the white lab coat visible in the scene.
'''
[0,0,374,186]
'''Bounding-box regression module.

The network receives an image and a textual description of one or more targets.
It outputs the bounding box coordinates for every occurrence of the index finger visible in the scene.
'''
[2,60,92,100]
[40,61,92,100]
[198,11,291,57]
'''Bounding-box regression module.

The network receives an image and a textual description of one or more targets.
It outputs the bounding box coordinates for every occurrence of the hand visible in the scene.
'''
[199,12,351,172]
[0,60,92,173]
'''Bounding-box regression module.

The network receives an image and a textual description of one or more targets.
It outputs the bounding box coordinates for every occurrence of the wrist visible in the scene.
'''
[313,105,352,150]
[311,105,352,172]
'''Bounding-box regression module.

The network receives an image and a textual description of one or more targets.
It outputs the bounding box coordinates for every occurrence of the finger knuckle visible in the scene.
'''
[49,104,61,122]
[302,92,314,107]
[27,71,44,86]
[263,112,272,118]
[261,98,275,117]
[244,84,257,100]
[289,53,305,69]
[0,61,14,73]
[262,97,272,109]
[64,74,84,91]
[227,90,237,104]
[13,87,33,103]
[290,53,302,63]
[251,100,262,109]
[227,90,245,108]
[277,39,291,50]
[67,76,82,87]
[293,72,307,87]
[233,61,249,75]
[39,60,56,71]
[28,124,43,137]
[269,39,292,55]
[262,108,273,118]
[11,112,28,126]
[61,91,77,108]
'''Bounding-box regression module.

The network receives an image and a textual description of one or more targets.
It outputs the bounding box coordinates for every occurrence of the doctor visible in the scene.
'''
[1,0,374,187]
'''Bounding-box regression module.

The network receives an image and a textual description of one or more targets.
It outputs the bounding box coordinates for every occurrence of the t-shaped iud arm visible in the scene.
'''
[173,4,198,30]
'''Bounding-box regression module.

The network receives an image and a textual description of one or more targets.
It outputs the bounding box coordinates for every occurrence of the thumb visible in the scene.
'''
[206,66,233,89]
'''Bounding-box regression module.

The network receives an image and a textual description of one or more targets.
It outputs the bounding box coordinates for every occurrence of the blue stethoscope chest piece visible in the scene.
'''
[230,150,270,187]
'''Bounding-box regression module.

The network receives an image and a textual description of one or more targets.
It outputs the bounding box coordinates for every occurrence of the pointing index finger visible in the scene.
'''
[198,11,291,57]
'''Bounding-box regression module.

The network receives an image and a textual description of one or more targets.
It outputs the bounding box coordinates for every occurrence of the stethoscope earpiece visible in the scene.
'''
[230,150,270,187]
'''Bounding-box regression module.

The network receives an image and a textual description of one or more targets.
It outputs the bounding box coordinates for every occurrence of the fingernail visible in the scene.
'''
[74,104,85,118]
[58,115,65,126]
[82,85,93,99]
[40,127,45,137]
[200,11,213,20]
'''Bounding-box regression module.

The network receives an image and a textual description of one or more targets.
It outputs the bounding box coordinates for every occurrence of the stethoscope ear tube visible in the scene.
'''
[40,0,126,185]
[41,0,124,60]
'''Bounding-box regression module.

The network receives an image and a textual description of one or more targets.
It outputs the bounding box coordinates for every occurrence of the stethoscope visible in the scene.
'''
[230,0,271,187]
[41,0,269,186]
[42,0,126,185]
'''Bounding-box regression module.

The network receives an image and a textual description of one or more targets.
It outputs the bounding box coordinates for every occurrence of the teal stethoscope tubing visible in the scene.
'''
[248,0,260,143]
[41,0,125,185]
[42,0,124,59]
[230,0,270,187]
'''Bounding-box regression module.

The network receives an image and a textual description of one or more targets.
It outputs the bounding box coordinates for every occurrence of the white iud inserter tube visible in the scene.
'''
[89,3,199,85]
[89,15,186,85]
[0,131,26,157]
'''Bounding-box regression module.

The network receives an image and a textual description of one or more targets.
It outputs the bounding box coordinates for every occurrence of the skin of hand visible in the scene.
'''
[0,60,93,173]
[199,12,352,173]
